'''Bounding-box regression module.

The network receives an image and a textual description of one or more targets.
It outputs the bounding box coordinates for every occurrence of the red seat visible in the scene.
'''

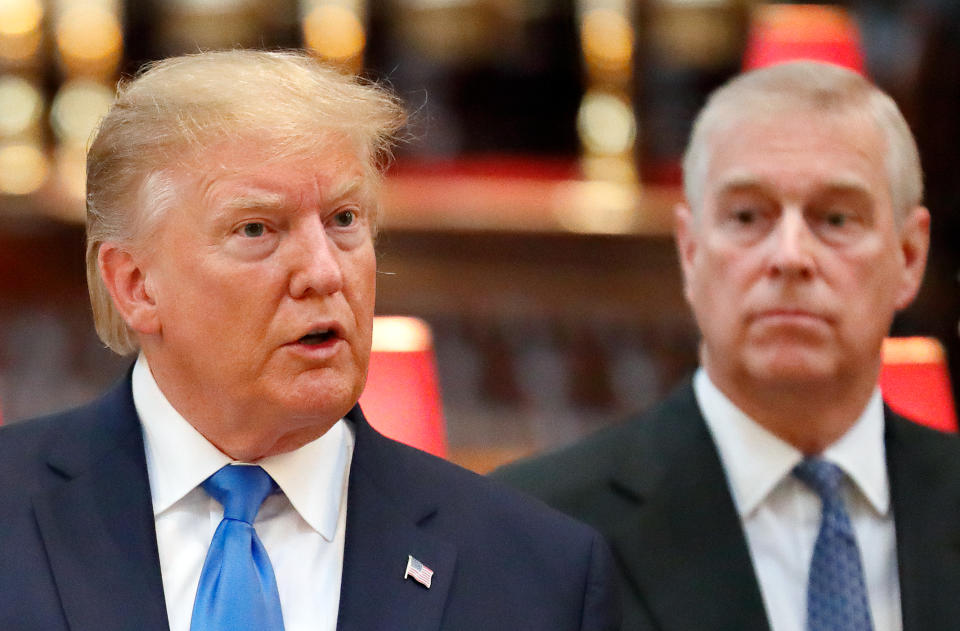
[359,316,448,457]
[880,337,958,432]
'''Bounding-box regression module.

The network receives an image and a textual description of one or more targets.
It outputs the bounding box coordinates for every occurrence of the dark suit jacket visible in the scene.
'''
[493,379,960,631]
[0,375,619,631]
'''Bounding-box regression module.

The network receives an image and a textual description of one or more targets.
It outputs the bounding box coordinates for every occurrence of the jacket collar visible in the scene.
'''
[606,380,772,631]
[36,373,170,631]
[336,404,457,631]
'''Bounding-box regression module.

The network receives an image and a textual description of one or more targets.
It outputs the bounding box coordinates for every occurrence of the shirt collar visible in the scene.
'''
[693,368,889,518]
[132,353,354,541]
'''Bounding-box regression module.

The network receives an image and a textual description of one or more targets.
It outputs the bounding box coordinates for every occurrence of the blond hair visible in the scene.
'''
[682,61,922,221]
[86,49,406,355]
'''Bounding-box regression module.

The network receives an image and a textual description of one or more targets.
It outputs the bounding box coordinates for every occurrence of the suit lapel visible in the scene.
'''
[336,406,456,631]
[33,376,169,631]
[887,411,960,631]
[607,383,771,631]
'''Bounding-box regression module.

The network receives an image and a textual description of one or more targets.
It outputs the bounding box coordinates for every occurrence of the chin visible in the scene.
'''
[744,343,838,383]
[274,375,361,421]
[745,349,838,386]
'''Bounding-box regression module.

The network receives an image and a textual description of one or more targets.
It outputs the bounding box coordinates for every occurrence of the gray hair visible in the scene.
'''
[682,61,922,221]
[85,49,406,355]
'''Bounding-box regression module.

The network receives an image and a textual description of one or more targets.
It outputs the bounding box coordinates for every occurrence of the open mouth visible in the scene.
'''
[298,329,338,345]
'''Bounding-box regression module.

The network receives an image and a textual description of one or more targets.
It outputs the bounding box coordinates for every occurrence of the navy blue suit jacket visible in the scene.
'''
[495,380,960,631]
[0,375,619,631]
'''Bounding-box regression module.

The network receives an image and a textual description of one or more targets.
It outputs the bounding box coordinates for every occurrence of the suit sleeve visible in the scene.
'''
[580,530,622,631]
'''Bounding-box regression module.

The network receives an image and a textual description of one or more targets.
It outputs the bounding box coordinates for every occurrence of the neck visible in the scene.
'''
[203,423,334,462]
[139,349,339,462]
[703,366,878,455]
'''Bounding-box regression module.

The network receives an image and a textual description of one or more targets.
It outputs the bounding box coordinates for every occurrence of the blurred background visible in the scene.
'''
[0,0,957,471]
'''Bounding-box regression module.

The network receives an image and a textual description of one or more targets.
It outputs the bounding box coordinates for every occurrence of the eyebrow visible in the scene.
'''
[213,175,370,218]
[218,190,287,212]
[715,171,872,198]
[325,176,368,204]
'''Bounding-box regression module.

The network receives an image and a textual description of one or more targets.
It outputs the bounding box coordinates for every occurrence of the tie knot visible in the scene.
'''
[202,465,277,524]
[793,458,845,502]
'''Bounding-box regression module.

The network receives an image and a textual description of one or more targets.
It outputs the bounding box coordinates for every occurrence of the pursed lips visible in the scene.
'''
[748,308,832,326]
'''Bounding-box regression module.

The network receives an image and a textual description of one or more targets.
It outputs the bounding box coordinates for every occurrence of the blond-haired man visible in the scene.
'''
[0,50,618,631]
[497,61,960,631]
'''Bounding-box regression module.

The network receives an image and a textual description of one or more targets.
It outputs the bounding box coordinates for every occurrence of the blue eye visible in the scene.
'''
[241,222,266,237]
[333,210,356,227]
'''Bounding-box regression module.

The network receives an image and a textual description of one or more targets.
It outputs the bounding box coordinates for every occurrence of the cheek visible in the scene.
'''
[351,244,377,302]
[691,252,742,307]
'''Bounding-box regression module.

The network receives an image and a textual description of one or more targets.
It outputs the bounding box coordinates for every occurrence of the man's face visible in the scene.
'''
[676,108,928,395]
[139,135,376,455]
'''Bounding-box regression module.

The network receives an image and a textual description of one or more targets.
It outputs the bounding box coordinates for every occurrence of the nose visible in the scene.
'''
[287,220,344,298]
[768,210,816,280]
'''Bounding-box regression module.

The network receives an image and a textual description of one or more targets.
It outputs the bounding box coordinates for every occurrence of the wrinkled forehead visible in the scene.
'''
[174,132,375,200]
[176,128,370,174]
[704,107,886,188]
[128,130,380,242]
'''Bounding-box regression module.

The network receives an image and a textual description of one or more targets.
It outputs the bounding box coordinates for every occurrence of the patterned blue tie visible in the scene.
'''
[190,465,285,631]
[794,458,874,631]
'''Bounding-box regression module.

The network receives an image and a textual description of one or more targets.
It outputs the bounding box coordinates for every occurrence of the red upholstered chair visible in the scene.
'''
[742,4,865,74]
[359,316,448,457]
[880,337,958,433]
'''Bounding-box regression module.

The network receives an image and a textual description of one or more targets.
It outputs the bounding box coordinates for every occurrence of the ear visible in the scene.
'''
[97,242,161,336]
[893,205,931,310]
[674,202,698,304]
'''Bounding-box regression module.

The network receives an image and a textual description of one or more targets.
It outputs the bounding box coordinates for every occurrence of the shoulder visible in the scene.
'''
[0,374,138,494]
[359,428,608,545]
[349,429,621,630]
[490,419,640,504]
[491,379,700,505]
[0,409,82,480]
[885,408,960,471]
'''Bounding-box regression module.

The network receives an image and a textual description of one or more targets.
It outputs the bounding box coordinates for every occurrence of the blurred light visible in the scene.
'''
[743,4,864,74]
[651,2,740,69]
[50,80,114,144]
[0,141,48,195]
[158,0,262,52]
[170,0,253,8]
[579,154,638,187]
[371,316,434,352]
[399,0,472,7]
[303,5,365,62]
[0,76,43,136]
[577,90,636,155]
[362,316,447,458]
[54,142,88,202]
[581,8,633,73]
[661,0,727,5]
[0,0,43,61]
[553,180,636,234]
[0,0,43,36]
[55,4,123,76]
[880,337,958,432]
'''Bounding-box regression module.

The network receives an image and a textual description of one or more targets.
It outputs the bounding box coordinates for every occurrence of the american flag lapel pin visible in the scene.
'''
[404,554,434,589]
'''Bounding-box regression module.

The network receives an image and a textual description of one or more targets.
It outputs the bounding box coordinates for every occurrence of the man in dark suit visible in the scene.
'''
[495,61,960,631]
[0,50,618,631]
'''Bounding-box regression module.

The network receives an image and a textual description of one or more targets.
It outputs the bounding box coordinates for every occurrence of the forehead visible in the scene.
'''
[705,108,887,201]
[180,133,371,209]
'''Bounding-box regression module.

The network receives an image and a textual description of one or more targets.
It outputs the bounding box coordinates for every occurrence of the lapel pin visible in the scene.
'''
[404,554,434,589]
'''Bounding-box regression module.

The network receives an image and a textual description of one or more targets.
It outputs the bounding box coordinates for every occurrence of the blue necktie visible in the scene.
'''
[190,465,285,631]
[794,458,874,631]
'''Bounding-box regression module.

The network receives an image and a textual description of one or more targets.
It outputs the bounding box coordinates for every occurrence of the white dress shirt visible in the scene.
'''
[694,368,902,631]
[132,354,354,631]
